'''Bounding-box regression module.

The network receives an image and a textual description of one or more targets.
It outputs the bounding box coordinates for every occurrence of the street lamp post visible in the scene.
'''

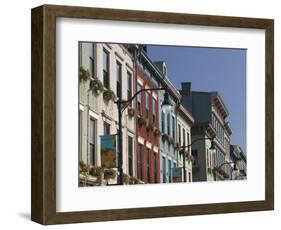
[179,137,216,182]
[114,89,172,185]
[213,161,238,181]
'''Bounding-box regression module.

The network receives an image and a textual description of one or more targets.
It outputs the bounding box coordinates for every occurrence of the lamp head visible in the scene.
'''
[209,138,216,155]
[161,91,172,113]
[233,163,238,171]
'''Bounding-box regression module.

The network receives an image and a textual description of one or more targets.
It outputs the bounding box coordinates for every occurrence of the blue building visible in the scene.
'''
[155,62,194,183]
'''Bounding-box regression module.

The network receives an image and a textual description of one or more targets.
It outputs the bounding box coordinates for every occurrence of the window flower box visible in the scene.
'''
[128,107,135,117]
[153,128,161,136]
[146,120,155,132]
[79,66,89,82]
[103,88,115,101]
[162,133,169,143]
[90,78,104,95]
[103,168,117,180]
[137,115,146,126]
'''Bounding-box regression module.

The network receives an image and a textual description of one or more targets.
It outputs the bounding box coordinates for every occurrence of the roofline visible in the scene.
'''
[212,92,229,117]
[178,104,195,125]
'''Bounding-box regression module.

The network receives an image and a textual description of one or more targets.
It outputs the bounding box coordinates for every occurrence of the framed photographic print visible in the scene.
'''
[31,4,274,225]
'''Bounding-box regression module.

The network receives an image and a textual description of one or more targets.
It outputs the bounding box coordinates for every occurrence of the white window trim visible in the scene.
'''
[89,110,99,120]
[79,104,85,111]
[137,79,144,86]
[138,136,145,145]
[153,146,159,153]
[146,141,152,149]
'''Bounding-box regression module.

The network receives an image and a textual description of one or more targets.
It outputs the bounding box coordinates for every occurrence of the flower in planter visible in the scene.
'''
[129,176,141,185]
[79,161,90,186]
[128,108,135,117]
[103,89,115,101]
[169,137,175,146]
[137,116,146,126]
[174,142,180,150]
[79,66,89,82]
[161,133,169,142]
[89,166,103,177]
[187,153,194,162]
[153,128,161,136]
[90,78,104,95]
[89,166,104,185]
[123,173,130,185]
[146,120,155,132]
[103,168,117,180]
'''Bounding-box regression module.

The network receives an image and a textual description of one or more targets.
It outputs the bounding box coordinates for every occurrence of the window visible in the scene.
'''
[127,71,132,106]
[128,136,134,176]
[172,162,177,182]
[103,122,110,135]
[146,91,149,118]
[137,83,142,113]
[162,156,166,183]
[138,144,143,180]
[89,118,96,165]
[187,132,190,155]
[172,116,175,139]
[207,149,210,169]
[192,150,198,167]
[167,113,170,136]
[178,124,181,145]
[116,61,122,99]
[152,99,156,123]
[154,153,157,183]
[79,42,82,66]
[188,172,192,182]
[89,44,95,76]
[161,111,165,133]
[168,159,172,183]
[183,128,186,145]
[103,49,109,88]
[147,148,150,183]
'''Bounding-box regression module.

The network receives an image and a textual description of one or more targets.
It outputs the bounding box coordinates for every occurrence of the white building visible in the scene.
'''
[176,104,195,182]
[79,43,136,185]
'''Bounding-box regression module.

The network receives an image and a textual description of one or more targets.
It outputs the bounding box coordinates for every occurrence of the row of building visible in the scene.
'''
[78,43,247,186]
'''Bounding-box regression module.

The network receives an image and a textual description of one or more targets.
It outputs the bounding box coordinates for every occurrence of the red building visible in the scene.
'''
[135,59,161,184]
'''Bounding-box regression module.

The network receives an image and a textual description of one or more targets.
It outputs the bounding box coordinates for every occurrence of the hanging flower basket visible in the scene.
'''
[90,78,104,95]
[146,120,155,132]
[79,161,89,173]
[137,116,146,126]
[89,166,104,184]
[128,108,135,117]
[169,137,175,146]
[79,66,89,82]
[188,154,195,162]
[103,89,115,101]
[218,168,229,179]
[129,176,141,185]
[89,166,103,177]
[103,168,117,180]
[174,142,180,150]
[153,128,161,136]
[162,133,169,143]
[123,174,130,185]
[79,161,90,186]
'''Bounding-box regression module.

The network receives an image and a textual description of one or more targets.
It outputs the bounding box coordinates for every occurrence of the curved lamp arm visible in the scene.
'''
[178,137,215,151]
[114,87,166,112]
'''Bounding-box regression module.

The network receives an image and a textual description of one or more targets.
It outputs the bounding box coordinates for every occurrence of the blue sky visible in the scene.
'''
[147,45,246,152]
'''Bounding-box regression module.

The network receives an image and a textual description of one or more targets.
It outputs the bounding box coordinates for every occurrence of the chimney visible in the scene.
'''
[180,82,192,113]
[181,82,191,96]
